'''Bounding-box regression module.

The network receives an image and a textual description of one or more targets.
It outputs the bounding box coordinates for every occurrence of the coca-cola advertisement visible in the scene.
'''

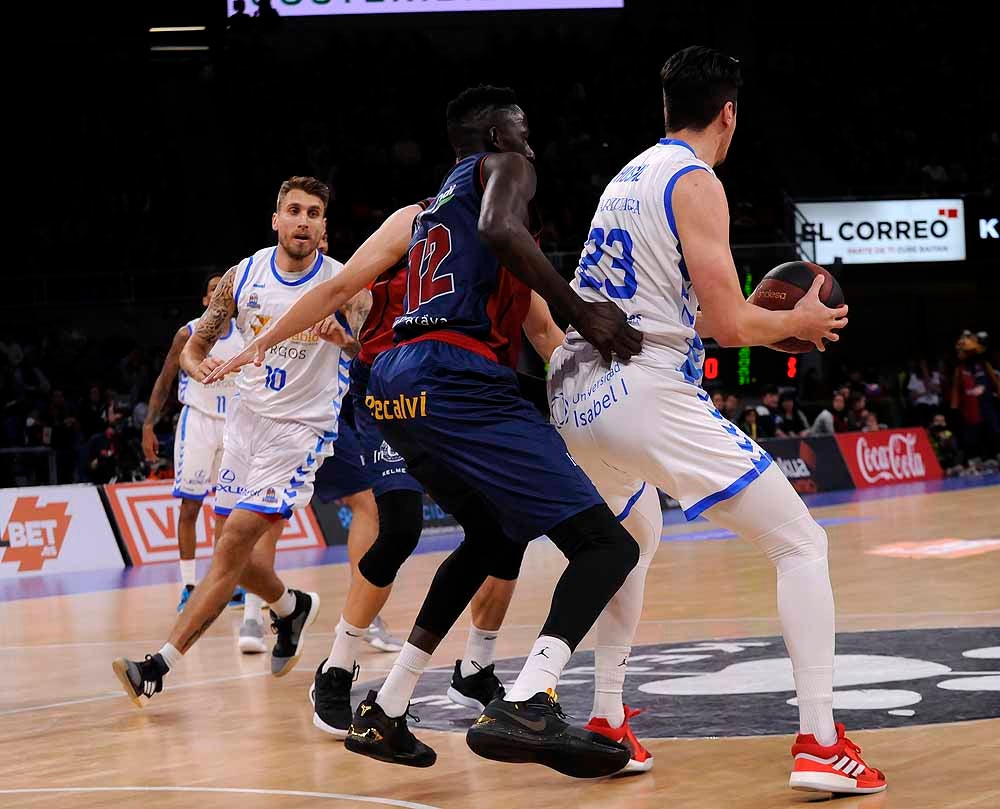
[836,428,944,489]
[759,436,855,494]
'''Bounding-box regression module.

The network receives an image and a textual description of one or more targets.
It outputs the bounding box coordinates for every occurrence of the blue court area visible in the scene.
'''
[3,473,998,604]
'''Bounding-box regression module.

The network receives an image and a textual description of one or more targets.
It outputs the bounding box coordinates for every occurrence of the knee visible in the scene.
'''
[550,504,640,573]
[344,489,377,521]
[357,516,422,588]
[179,497,202,519]
[756,513,828,567]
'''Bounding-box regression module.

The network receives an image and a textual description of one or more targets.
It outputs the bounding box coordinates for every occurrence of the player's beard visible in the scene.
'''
[284,235,315,260]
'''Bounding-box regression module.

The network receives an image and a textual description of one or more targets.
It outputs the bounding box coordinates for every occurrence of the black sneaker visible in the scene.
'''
[466,691,630,778]
[446,660,505,712]
[269,589,321,677]
[310,659,358,739]
[344,690,436,768]
[112,653,169,709]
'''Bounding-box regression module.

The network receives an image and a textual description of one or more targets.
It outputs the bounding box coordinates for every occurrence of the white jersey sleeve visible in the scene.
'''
[566,138,715,384]
[231,247,350,437]
[177,317,244,420]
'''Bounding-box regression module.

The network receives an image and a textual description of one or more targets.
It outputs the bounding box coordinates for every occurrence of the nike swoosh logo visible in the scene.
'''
[494,709,546,732]
[484,636,498,641]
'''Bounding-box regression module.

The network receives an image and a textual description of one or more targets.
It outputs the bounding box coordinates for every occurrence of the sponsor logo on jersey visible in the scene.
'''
[250,314,271,336]
[365,392,427,421]
[549,393,571,427]
[220,468,237,483]
[1,497,72,572]
[263,487,278,504]
[570,377,630,428]
[246,292,261,309]
[375,441,404,465]
[269,343,310,360]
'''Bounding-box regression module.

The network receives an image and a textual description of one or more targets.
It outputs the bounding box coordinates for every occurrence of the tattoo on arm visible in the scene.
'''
[192,267,237,350]
[341,289,373,337]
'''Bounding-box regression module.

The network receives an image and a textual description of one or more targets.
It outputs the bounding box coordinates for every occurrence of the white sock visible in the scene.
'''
[271,588,296,618]
[158,642,183,671]
[243,592,264,624]
[179,559,196,587]
[325,617,366,673]
[592,645,629,727]
[376,642,431,718]
[505,636,572,702]
[460,625,499,678]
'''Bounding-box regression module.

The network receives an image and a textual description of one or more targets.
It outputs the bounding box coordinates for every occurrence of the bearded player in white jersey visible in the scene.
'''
[141,274,251,618]
[114,176,372,704]
[547,47,886,793]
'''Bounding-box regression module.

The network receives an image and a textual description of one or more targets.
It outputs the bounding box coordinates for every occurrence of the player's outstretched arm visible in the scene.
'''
[142,325,190,461]
[181,266,237,381]
[523,291,565,362]
[478,153,642,363]
[205,204,419,383]
[675,171,847,352]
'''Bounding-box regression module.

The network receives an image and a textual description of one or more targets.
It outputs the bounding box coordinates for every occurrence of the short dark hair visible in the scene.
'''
[761,384,779,396]
[276,176,330,214]
[660,46,742,132]
[446,85,518,128]
[203,271,224,292]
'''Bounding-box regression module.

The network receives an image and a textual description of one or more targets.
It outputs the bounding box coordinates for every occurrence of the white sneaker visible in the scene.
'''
[364,615,404,652]
[238,619,268,654]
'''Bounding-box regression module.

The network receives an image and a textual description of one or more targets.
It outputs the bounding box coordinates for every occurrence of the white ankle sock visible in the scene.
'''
[271,588,296,618]
[243,592,264,624]
[376,643,431,718]
[505,636,571,702]
[460,625,499,678]
[158,642,183,671]
[325,617,366,673]
[592,644,629,726]
[795,665,837,745]
[179,559,196,587]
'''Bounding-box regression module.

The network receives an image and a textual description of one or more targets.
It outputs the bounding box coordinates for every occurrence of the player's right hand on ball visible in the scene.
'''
[576,301,643,363]
[204,341,266,384]
[793,275,848,352]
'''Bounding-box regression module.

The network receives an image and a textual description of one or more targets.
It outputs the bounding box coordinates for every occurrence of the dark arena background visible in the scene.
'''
[2,3,998,809]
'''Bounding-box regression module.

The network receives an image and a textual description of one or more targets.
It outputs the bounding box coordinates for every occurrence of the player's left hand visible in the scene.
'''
[311,315,352,347]
[190,356,225,384]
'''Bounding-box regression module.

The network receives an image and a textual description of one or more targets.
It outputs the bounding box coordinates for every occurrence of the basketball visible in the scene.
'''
[748,261,844,353]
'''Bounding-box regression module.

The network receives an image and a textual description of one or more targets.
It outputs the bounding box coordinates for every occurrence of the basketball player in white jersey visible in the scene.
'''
[114,176,371,704]
[141,275,249,615]
[547,47,885,793]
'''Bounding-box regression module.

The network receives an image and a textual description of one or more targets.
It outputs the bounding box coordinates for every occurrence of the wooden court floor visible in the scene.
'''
[2,484,998,809]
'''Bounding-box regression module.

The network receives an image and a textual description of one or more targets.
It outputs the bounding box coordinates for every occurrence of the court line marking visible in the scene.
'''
[4,609,998,651]
[0,787,443,809]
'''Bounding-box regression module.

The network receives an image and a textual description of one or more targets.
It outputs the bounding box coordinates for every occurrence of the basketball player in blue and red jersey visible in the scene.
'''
[209,86,642,778]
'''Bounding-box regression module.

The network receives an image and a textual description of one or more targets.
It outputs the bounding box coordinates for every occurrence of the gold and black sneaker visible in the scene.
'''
[343,690,436,767]
[466,690,630,778]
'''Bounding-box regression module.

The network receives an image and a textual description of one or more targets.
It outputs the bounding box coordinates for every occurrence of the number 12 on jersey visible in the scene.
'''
[577,227,637,300]
[406,224,455,314]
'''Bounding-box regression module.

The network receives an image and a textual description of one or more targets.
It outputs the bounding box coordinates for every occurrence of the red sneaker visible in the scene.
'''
[585,705,654,774]
[790,723,887,794]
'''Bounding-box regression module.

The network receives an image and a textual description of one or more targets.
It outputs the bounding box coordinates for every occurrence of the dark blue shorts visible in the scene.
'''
[367,340,603,544]
[351,359,423,498]
[314,399,375,503]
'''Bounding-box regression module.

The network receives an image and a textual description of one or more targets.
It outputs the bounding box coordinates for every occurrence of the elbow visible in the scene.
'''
[478,216,514,250]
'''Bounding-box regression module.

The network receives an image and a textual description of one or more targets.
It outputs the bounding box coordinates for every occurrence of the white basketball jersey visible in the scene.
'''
[178,318,244,419]
[232,246,349,437]
[566,138,715,383]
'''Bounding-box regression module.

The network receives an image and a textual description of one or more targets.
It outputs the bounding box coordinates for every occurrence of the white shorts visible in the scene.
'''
[213,397,334,518]
[547,345,772,521]
[173,405,225,501]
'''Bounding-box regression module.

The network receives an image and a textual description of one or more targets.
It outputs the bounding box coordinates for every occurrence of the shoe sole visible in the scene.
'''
[616,756,654,775]
[466,727,629,779]
[344,735,436,767]
[790,772,887,794]
[111,658,144,709]
[364,637,403,653]
[239,638,268,654]
[446,686,486,713]
[271,592,321,678]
